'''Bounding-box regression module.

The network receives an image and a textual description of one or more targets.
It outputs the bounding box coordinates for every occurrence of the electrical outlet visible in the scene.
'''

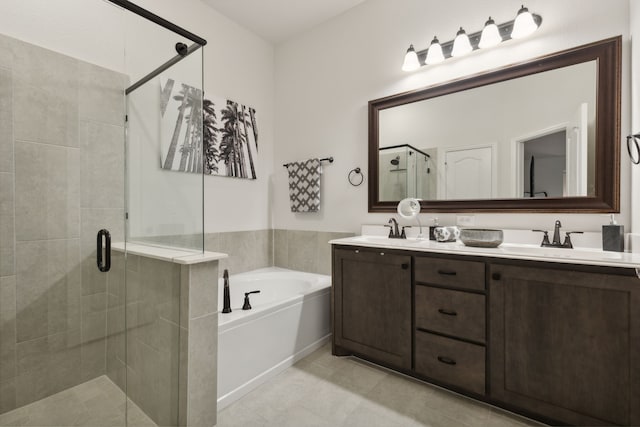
[457,215,475,226]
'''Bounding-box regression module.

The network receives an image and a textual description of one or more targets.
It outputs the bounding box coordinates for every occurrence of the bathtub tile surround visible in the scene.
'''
[0,33,126,414]
[274,229,355,275]
[214,229,273,275]
[132,228,353,277]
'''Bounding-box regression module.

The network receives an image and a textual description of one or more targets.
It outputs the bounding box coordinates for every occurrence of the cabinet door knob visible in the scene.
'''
[354,249,359,254]
[401,263,409,270]
[380,252,385,256]
[437,356,457,366]
[438,308,457,316]
[492,273,501,280]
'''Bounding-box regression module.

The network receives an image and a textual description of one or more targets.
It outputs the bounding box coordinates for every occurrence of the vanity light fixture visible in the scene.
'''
[479,17,502,48]
[401,5,541,71]
[511,5,538,39]
[451,28,472,57]
[401,44,420,72]
[425,36,445,64]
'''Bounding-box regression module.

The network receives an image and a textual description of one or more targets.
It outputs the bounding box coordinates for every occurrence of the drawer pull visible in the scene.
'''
[437,269,457,276]
[354,250,360,253]
[492,272,501,280]
[401,263,409,270]
[437,356,457,366]
[380,252,385,256]
[437,308,457,316]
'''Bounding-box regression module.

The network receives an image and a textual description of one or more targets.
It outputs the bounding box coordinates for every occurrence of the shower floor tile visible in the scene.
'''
[0,376,155,427]
[217,343,546,427]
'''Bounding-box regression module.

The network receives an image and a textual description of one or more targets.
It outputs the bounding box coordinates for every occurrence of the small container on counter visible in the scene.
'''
[602,214,624,252]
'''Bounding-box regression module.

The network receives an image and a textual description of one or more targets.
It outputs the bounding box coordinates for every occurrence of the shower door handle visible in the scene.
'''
[97,229,111,272]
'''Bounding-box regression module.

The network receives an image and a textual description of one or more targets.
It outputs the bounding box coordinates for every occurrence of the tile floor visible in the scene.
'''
[0,376,155,427]
[217,343,546,427]
[0,344,546,427]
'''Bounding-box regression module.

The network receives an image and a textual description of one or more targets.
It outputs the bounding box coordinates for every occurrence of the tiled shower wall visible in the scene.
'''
[106,252,181,426]
[0,34,125,414]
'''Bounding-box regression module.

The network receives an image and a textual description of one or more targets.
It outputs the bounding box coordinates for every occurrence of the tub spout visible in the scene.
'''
[222,269,232,313]
[242,290,261,310]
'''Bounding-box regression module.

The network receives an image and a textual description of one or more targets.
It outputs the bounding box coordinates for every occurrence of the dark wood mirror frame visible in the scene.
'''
[368,36,621,213]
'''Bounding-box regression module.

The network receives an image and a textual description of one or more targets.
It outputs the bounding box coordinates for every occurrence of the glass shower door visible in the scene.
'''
[121,8,205,427]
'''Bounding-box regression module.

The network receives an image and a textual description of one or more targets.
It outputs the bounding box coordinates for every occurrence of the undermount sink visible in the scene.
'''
[349,235,423,247]
[499,244,623,260]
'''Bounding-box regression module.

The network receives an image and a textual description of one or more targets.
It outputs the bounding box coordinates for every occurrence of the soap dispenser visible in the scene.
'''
[429,218,439,241]
[602,214,624,252]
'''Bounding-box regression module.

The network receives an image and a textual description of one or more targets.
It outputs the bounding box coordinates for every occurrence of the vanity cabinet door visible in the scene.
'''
[489,263,640,426]
[333,247,412,370]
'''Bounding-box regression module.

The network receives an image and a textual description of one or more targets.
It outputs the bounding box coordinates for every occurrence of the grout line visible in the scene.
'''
[13,138,80,150]
[10,65,17,396]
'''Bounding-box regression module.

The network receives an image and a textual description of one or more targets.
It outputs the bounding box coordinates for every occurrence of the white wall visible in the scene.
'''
[274,0,632,234]
[0,0,275,234]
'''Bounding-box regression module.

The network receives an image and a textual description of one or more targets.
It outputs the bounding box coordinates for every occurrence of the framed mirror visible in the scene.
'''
[368,36,621,213]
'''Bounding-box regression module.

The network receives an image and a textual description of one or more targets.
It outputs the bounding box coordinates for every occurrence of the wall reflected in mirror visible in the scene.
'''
[378,60,596,202]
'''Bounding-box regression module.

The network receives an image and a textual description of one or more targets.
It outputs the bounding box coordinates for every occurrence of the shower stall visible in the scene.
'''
[0,1,207,426]
[378,144,432,201]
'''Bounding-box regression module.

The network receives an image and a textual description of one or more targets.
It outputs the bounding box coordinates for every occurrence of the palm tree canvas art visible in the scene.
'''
[160,78,205,173]
[160,78,259,179]
[206,94,259,179]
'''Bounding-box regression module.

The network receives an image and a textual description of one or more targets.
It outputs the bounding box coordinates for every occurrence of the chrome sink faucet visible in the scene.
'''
[533,220,583,248]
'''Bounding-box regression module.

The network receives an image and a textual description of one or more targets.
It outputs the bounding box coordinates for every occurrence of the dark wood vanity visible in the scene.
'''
[332,244,640,426]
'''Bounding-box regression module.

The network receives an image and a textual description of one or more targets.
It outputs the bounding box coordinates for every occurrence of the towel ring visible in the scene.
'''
[348,168,364,186]
[627,133,640,165]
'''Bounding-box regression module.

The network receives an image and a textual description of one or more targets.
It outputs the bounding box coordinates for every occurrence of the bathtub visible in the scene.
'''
[217,267,332,409]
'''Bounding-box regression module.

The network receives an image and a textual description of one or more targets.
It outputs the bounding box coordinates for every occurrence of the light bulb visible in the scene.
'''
[402,44,420,72]
[511,5,538,39]
[479,17,502,48]
[451,27,472,57]
[425,36,445,65]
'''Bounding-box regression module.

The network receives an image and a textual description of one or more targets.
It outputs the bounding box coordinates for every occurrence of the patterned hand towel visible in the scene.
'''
[286,159,322,212]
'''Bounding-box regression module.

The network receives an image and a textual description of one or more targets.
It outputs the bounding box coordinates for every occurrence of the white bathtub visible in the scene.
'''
[217,267,332,409]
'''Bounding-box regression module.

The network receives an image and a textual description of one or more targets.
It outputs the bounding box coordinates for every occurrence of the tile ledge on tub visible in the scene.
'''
[112,242,227,264]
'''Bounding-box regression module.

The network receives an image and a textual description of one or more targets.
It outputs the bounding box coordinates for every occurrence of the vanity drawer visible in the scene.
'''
[415,331,486,396]
[415,285,485,343]
[414,257,485,291]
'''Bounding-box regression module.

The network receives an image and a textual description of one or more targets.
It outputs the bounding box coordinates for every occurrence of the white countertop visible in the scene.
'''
[330,235,640,270]
[112,242,227,265]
